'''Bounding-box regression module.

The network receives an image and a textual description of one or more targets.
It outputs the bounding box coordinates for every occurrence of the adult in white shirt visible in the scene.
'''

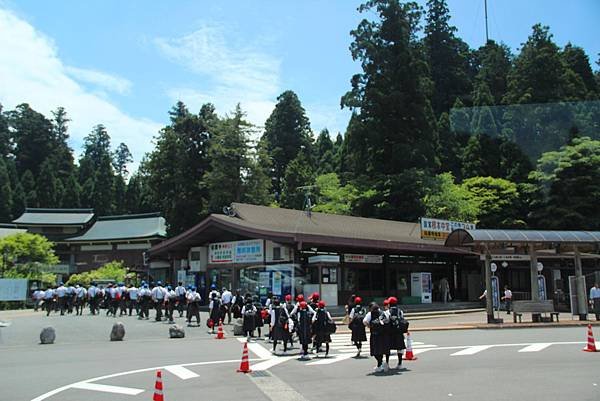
[127,284,138,316]
[501,286,513,315]
[87,283,99,315]
[186,287,201,326]
[221,288,233,324]
[138,284,152,320]
[175,282,187,318]
[44,287,55,316]
[590,282,600,321]
[151,281,166,321]
[74,285,87,316]
[55,283,67,315]
[33,289,44,312]
[363,303,389,372]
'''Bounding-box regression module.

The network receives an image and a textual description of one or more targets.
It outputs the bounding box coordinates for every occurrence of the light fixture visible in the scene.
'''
[537,262,544,272]
[502,261,508,268]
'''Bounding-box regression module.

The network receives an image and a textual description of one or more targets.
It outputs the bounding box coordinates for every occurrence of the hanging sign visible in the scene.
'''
[420,217,476,241]
[343,254,383,264]
[208,239,263,264]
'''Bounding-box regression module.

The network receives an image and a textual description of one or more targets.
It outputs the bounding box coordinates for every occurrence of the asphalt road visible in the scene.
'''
[1,310,599,401]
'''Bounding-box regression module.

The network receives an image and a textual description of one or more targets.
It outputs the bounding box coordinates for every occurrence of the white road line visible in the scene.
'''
[307,353,355,365]
[451,345,493,356]
[70,382,144,395]
[252,356,296,371]
[164,365,199,380]
[518,343,552,353]
[238,338,274,360]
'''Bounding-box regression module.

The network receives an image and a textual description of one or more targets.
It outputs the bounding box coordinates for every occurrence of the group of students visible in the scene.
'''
[234,291,335,359]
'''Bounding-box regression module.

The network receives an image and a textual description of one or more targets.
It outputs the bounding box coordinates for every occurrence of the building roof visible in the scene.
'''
[12,208,95,226]
[149,203,469,257]
[66,213,167,242]
[0,224,27,239]
[445,229,600,246]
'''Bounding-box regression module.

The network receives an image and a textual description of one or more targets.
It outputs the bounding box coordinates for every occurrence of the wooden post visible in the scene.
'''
[574,246,588,320]
[529,244,540,301]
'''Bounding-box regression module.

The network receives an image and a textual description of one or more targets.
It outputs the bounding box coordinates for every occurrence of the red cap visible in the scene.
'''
[312,292,320,301]
[383,298,390,305]
[299,301,307,309]
[318,300,325,308]
[296,294,305,302]
[354,296,362,304]
[388,296,398,305]
[285,294,292,301]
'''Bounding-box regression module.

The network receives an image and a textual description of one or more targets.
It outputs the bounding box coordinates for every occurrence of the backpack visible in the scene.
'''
[278,307,288,325]
[389,306,401,329]
[353,306,366,322]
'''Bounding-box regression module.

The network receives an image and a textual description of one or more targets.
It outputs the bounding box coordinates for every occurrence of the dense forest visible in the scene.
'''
[1,0,599,235]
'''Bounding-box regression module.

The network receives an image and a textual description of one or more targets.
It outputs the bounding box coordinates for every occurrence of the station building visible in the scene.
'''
[147,203,480,305]
[10,208,166,282]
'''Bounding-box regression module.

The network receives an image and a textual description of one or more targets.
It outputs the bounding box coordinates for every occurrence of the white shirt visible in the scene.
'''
[128,287,138,300]
[242,304,257,315]
[87,286,98,297]
[291,303,315,316]
[108,287,117,298]
[34,290,44,300]
[76,287,87,298]
[175,286,187,296]
[270,306,290,327]
[139,288,151,297]
[221,290,233,304]
[504,289,513,299]
[187,291,201,302]
[311,309,332,323]
[55,286,66,297]
[44,289,54,299]
[151,286,165,300]
[363,310,388,326]
[590,286,600,299]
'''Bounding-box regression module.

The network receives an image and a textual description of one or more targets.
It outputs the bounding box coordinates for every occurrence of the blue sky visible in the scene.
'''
[0,0,598,171]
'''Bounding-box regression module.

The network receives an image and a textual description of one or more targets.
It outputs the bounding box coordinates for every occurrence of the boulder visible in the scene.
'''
[110,322,126,341]
[169,324,185,339]
[233,318,244,336]
[40,327,56,344]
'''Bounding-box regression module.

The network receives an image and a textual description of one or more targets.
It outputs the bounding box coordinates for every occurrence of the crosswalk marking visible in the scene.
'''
[307,353,355,365]
[164,365,199,380]
[518,343,552,353]
[451,345,493,356]
[70,382,144,395]
[252,356,296,371]
[238,338,274,360]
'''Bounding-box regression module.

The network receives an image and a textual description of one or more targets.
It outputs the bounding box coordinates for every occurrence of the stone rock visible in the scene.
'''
[169,324,185,339]
[233,318,244,336]
[110,322,125,341]
[40,326,56,344]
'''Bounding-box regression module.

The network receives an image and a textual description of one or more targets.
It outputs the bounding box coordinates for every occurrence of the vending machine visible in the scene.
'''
[411,272,432,303]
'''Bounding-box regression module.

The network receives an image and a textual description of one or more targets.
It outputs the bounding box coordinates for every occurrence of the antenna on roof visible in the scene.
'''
[297,185,316,218]
[222,206,236,217]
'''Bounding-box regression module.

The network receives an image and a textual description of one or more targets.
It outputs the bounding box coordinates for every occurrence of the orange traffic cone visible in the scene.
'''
[583,324,598,352]
[153,370,164,401]
[215,320,225,339]
[237,341,252,373]
[403,332,418,361]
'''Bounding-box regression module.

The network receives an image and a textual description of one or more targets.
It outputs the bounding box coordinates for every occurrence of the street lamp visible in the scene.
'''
[537,262,544,272]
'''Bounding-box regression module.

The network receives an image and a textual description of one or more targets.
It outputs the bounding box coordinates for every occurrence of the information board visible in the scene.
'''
[420,217,476,241]
[0,279,28,301]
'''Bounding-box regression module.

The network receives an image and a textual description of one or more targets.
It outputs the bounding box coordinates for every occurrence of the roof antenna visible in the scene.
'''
[297,185,316,218]
[222,206,236,217]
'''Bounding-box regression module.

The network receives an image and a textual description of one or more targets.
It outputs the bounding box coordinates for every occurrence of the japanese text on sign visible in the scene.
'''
[420,217,476,241]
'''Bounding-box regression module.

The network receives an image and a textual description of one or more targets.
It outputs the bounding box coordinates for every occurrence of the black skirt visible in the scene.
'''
[351,322,367,342]
[273,324,289,341]
[388,329,406,350]
[242,315,255,332]
[369,331,389,356]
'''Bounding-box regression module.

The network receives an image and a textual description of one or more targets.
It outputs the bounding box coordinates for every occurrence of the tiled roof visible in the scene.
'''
[0,224,27,239]
[12,208,95,226]
[66,213,166,242]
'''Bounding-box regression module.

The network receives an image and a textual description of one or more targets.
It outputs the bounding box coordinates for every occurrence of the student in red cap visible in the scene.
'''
[384,296,406,369]
[312,300,333,357]
[349,296,367,357]
[284,294,295,349]
[363,302,390,372]
[270,297,290,355]
[295,301,313,359]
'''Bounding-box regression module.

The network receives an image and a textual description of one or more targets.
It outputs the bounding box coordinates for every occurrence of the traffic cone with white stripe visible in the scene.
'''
[215,319,225,339]
[403,332,418,361]
[153,370,164,401]
[582,324,598,352]
[237,341,252,373]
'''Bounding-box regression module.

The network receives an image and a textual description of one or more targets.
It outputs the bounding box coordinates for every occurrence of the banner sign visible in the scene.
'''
[479,254,531,261]
[343,254,383,264]
[209,239,263,264]
[0,279,28,301]
[420,217,476,241]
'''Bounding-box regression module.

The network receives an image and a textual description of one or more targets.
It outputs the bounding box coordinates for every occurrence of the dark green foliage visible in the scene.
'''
[280,150,315,210]
[0,105,11,158]
[9,104,54,177]
[243,139,273,206]
[424,0,473,115]
[262,91,313,197]
[20,169,37,208]
[473,41,512,105]
[314,129,336,175]
[61,173,81,208]
[124,173,144,214]
[79,125,115,215]
[113,143,133,178]
[36,159,59,208]
[0,158,13,221]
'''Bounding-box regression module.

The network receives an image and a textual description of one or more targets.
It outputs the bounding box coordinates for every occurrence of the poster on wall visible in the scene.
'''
[272,271,282,295]
[420,217,476,241]
[208,239,264,264]
[0,279,28,301]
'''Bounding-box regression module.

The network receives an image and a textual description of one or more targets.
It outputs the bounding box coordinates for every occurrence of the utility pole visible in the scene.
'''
[484,0,489,42]
[297,185,316,217]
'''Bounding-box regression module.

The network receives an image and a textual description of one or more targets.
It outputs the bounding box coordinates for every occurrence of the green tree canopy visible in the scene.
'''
[313,173,359,215]
[423,172,478,222]
[0,233,59,284]
[66,260,128,287]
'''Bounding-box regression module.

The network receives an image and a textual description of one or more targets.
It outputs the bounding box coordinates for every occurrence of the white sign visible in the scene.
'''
[208,239,264,264]
[490,263,498,273]
[308,255,340,264]
[479,254,531,261]
[343,254,383,264]
[420,217,476,240]
[0,279,28,301]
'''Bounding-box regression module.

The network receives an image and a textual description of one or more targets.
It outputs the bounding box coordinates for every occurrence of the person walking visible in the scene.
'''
[364,303,389,372]
[241,297,257,340]
[385,297,406,369]
[589,282,600,321]
[74,284,86,316]
[208,292,222,334]
[186,286,201,326]
[283,295,296,348]
[87,282,99,315]
[253,295,265,339]
[349,296,368,357]
[312,301,333,358]
[55,282,67,316]
[175,282,187,317]
[164,285,177,323]
[138,283,151,320]
[294,301,313,360]
[151,281,166,321]
[501,285,513,315]
[117,283,127,317]
[439,277,451,303]
[44,287,55,316]
[127,284,138,316]
[270,297,290,355]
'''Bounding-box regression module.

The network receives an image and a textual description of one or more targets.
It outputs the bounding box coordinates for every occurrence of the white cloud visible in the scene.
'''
[0,7,161,172]
[156,23,281,129]
[65,66,132,95]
